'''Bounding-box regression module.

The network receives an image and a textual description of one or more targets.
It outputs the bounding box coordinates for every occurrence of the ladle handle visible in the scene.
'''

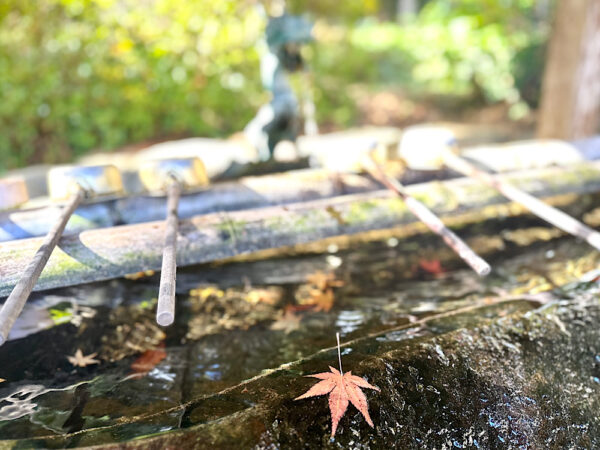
[365,155,491,277]
[0,188,84,345]
[156,180,181,326]
[443,149,600,251]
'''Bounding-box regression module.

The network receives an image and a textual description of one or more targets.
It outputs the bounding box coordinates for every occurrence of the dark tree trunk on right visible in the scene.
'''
[537,0,600,140]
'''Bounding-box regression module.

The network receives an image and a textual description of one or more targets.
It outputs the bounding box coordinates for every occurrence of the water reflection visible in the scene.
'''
[336,310,365,335]
[0,385,49,421]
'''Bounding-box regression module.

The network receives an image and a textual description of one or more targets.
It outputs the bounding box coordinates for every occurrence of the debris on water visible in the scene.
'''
[245,287,284,305]
[295,271,345,312]
[124,270,156,280]
[100,303,165,362]
[501,227,562,246]
[186,286,284,340]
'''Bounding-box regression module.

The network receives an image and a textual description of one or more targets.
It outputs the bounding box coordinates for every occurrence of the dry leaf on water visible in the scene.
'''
[67,349,100,368]
[270,307,302,334]
[416,259,444,275]
[130,343,167,375]
[297,271,345,312]
[307,288,336,312]
[295,333,380,437]
[306,271,344,291]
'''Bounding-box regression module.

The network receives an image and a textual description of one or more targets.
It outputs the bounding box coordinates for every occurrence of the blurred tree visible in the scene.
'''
[0,0,554,172]
[286,0,378,21]
[345,0,547,115]
[397,0,418,22]
[538,0,600,139]
[534,0,551,19]
[0,0,265,170]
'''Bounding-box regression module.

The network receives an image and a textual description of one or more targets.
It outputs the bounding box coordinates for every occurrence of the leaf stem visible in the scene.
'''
[336,332,343,375]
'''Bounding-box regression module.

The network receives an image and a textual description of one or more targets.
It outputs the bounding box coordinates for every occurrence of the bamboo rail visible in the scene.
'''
[3,135,600,242]
[156,180,181,327]
[0,190,84,344]
[0,170,379,242]
[443,148,600,250]
[364,154,491,276]
[1,162,600,297]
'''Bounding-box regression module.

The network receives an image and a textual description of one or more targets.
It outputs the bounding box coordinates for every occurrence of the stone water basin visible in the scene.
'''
[1,211,600,448]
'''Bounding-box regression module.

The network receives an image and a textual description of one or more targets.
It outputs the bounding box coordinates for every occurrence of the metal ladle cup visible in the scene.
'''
[398,125,600,251]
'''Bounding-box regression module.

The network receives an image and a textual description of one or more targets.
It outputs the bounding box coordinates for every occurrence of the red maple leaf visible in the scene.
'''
[130,343,166,376]
[418,258,444,275]
[294,334,380,437]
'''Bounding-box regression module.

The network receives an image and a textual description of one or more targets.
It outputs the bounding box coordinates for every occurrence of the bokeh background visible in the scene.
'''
[0,0,551,171]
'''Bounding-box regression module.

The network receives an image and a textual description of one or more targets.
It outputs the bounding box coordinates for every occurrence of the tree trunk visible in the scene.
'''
[537,0,600,139]
[397,0,417,22]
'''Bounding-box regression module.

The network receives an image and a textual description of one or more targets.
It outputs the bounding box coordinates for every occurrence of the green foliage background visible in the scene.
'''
[0,0,548,171]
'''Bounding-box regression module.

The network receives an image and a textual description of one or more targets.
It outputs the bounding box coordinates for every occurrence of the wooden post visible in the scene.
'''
[538,0,600,139]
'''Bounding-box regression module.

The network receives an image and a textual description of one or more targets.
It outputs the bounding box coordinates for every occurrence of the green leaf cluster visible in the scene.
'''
[0,0,265,170]
[0,0,549,171]
[312,0,548,123]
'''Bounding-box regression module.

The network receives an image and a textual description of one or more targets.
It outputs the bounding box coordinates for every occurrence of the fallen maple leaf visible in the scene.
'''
[67,349,100,368]
[296,271,344,312]
[130,343,167,375]
[306,271,344,291]
[307,288,336,312]
[270,308,302,334]
[295,333,380,437]
[417,259,444,275]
